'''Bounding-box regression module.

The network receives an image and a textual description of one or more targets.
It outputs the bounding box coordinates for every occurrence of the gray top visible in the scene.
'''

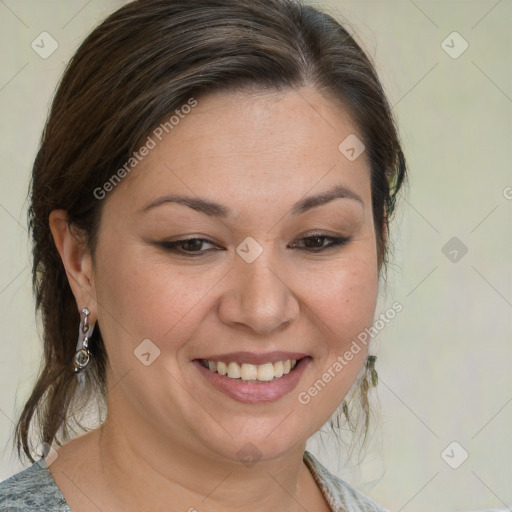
[0,450,388,511]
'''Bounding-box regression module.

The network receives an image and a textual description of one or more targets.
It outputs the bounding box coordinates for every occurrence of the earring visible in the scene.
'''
[366,354,378,387]
[73,308,95,373]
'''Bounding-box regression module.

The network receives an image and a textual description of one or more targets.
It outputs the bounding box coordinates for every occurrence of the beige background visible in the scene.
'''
[1,1,511,510]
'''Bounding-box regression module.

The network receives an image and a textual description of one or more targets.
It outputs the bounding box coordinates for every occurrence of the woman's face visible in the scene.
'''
[90,87,379,463]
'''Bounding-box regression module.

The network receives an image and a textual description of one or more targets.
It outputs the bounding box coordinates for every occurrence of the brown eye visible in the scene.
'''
[291,235,351,252]
[159,238,219,256]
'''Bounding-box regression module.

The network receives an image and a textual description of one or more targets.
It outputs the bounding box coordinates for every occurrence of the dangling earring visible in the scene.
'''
[341,355,378,425]
[73,308,95,373]
[366,354,378,387]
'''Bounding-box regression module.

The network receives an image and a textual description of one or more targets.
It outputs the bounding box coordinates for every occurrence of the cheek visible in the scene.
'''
[93,241,228,363]
[334,265,378,340]
[287,254,379,432]
[299,251,379,343]
[296,247,379,392]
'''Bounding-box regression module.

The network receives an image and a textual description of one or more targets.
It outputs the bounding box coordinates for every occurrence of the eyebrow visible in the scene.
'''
[137,184,364,218]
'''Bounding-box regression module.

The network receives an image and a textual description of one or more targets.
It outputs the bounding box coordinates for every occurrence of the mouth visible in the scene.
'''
[196,357,303,383]
[192,355,312,403]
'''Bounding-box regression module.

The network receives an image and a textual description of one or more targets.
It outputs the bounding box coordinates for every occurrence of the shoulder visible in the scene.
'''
[0,460,70,512]
[303,450,389,512]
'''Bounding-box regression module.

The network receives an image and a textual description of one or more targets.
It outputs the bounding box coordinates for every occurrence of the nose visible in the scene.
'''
[217,248,300,336]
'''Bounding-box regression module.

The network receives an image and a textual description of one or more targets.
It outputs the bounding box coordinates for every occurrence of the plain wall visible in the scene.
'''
[1,1,511,510]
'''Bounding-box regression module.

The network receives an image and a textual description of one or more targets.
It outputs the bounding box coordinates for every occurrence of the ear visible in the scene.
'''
[49,210,97,323]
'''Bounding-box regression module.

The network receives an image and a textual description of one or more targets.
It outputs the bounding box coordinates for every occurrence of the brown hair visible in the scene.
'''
[15,0,407,463]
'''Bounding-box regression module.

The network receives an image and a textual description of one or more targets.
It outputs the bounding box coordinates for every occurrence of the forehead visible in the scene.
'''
[105,87,371,217]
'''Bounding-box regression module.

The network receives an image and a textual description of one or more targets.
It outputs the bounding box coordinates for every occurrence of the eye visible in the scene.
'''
[290,234,351,252]
[158,238,219,256]
[157,233,351,257]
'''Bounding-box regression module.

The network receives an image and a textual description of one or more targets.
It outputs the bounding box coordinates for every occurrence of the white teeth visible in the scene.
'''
[217,361,227,375]
[240,363,258,381]
[273,360,284,378]
[257,363,275,381]
[227,362,241,378]
[202,358,301,382]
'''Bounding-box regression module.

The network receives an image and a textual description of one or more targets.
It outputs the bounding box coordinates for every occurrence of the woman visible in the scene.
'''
[0,0,406,510]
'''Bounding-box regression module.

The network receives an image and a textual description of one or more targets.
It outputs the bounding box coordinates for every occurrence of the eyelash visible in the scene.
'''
[158,234,351,257]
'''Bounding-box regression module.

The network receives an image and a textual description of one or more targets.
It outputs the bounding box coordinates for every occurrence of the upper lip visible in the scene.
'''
[195,351,310,365]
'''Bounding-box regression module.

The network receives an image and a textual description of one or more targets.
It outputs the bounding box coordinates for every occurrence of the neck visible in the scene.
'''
[94,412,315,512]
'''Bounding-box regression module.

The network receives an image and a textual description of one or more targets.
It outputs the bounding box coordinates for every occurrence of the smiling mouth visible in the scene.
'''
[198,357,304,383]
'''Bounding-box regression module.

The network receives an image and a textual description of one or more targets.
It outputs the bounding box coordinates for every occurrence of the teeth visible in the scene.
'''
[257,363,274,381]
[274,360,284,378]
[227,362,241,378]
[240,363,258,381]
[201,358,300,381]
[217,361,227,375]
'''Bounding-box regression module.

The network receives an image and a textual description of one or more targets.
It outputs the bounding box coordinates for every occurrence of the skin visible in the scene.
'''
[49,86,383,512]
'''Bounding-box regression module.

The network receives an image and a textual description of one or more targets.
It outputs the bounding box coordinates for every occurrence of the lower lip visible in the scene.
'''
[192,357,312,404]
